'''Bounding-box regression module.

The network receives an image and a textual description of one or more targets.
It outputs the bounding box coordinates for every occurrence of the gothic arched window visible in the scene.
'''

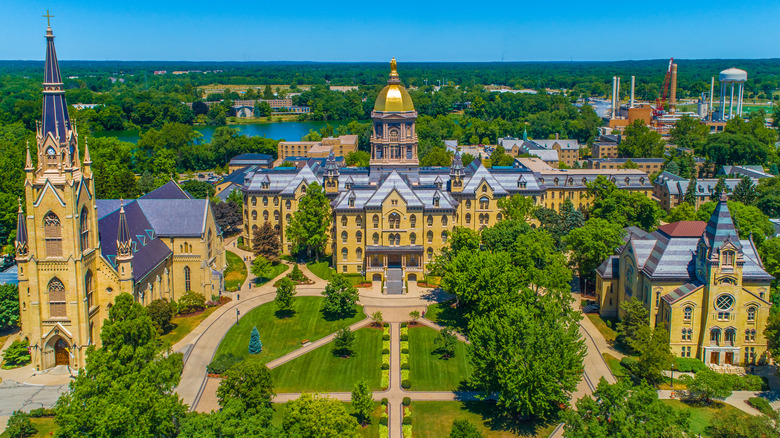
[80,206,90,253]
[342,231,348,244]
[356,231,362,244]
[48,277,66,318]
[410,233,416,245]
[342,216,348,227]
[465,213,471,224]
[356,247,362,261]
[85,270,94,308]
[44,212,62,258]
[373,233,379,245]
[427,215,433,226]
[342,247,348,261]
[409,215,416,228]
[427,231,433,243]
[184,266,191,292]
[373,215,379,229]
[356,216,363,227]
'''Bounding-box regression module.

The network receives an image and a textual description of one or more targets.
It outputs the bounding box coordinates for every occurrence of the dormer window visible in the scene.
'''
[554,177,559,186]
[722,250,734,267]
[433,196,440,207]
[349,197,355,207]
[482,185,487,193]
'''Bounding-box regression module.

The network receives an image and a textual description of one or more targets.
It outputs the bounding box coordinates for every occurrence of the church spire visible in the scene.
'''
[41,18,72,145]
[25,140,32,169]
[14,199,28,257]
[116,199,133,260]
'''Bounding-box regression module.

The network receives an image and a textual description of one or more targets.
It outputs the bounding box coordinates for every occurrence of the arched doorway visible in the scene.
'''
[408,274,417,282]
[372,274,382,282]
[54,339,69,366]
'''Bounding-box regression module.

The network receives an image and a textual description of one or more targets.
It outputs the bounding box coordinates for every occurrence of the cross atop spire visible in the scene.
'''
[43,10,54,28]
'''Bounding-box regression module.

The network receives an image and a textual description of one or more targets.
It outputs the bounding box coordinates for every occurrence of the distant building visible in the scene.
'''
[71,103,100,110]
[653,171,765,211]
[228,153,274,173]
[718,165,772,180]
[499,136,581,168]
[278,135,359,162]
[588,158,665,175]
[592,134,620,159]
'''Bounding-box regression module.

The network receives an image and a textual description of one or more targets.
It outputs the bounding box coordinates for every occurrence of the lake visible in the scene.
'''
[95,120,359,144]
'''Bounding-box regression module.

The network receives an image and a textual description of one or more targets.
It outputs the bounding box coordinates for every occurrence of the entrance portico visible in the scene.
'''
[365,245,424,284]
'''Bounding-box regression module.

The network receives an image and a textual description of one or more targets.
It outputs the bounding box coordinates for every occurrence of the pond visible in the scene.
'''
[95,120,359,144]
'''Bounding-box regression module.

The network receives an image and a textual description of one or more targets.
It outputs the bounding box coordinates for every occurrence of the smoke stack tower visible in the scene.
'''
[670,63,678,113]
[630,76,635,108]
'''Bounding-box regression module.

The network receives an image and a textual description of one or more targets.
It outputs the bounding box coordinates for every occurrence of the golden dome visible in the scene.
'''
[374,58,415,112]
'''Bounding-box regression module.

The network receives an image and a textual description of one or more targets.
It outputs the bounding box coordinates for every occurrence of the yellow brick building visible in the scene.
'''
[595,198,773,366]
[14,24,224,371]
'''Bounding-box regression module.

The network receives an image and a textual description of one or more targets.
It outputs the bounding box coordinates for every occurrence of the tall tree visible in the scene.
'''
[282,393,359,438]
[563,379,690,438]
[618,119,665,158]
[251,256,274,282]
[497,194,535,222]
[274,277,297,313]
[350,381,373,426]
[683,175,698,206]
[615,299,650,354]
[669,114,710,152]
[322,274,359,318]
[253,221,280,262]
[731,176,758,206]
[212,200,242,233]
[286,182,331,259]
[0,284,19,330]
[449,419,484,438]
[468,297,585,420]
[564,218,625,294]
[55,294,187,437]
[633,327,674,385]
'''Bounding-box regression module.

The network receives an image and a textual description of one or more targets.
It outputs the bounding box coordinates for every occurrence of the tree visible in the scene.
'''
[434,328,457,359]
[345,150,370,167]
[251,255,274,282]
[286,182,331,259]
[683,175,697,206]
[420,146,452,167]
[6,411,36,438]
[665,202,697,222]
[489,145,514,166]
[322,274,359,318]
[619,159,639,169]
[633,327,674,385]
[711,177,727,201]
[664,160,680,176]
[0,283,19,330]
[564,218,625,293]
[253,221,280,262]
[731,176,758,206]
[563,379,690,438]
[217,360,275,410]
[409,310,420,322]
[619,119,665,158]
[670,114,709,152]
[430,227,482,277]
[468,297,585,420]
[288,264,306,282]
[764,311,780,357]
[497,194,535,221]
[181,180,215,199]
[147,298,174,334]
[333,327,356,357]
[706,408,779,438]
[351,380,373,426]
[55,294,187,438]
[615,299,650,354]
[2,339,30,367]
[212,200,242,232]
[680,369,732,404]
[449,419,483,438]
[282,393,359,437]
[370,311,383,328]
[274,277,297,313]
[586,176,662,230]
[249,326,263,354]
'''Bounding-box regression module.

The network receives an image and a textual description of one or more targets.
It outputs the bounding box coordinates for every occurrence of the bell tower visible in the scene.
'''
[323,150,340,195]
[17,18,99,371]
[369,58,419,173]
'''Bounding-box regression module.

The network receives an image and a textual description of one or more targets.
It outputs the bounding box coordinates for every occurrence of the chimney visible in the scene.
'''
[616,76,621,111]
[670,63,678,113]
[709,77,715,121]
[630,76,635,108]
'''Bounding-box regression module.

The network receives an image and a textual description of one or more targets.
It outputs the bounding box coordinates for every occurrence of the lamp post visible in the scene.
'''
[236,308,240,323]
[670,363,675,389]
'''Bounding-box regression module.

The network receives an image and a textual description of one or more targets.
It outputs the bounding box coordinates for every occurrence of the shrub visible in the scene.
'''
[289,264,306,282]
[747,396,774,416]
[28,408,56,418]
[3,339,31,367]
[675,357,707,373]
[401,348,409,354]
[206,353,242,375]
[379,415,388,426]
[381,398,388,406]
[333,327,356,357]
[402,397,411,406]
[382,348,390,354]
[383,334,390,341]
[147,299,174,334]
[401,363,409,370]
[6,411,36,438]
[248,326,263,354]
[401,322,408,328]
[178,291,206,314]
[384,322,389,327]
[381,363,389,370]
[403,416,412,425]
[400,334,408,341]
[401,380,411,389]
[400,327,408,336]
[620,356,638,372]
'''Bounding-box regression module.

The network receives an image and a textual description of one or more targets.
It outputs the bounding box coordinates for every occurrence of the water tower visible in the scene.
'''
[718,68,747,121]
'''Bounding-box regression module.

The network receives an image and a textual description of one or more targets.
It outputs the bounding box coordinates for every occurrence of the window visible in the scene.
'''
[479,197,489,209]
[427,231,433,243]
[747,306,756,321]
[44,212,62,258]
[684,306,692,320]
[710,328,721,344]
[389,213,400,229]
[342,216,348,227]
[465,213,471,224]
[263,196,268,206]
[723,250,734,267]
[48,277,66,318]
[497,213,503,222]
[465,200,471,209]
[356,248,362,261]
[286,214,292,224]
[441,216,447,226]
[85,270,94,308]
[725,329,736,344]
[342,231,348,243]
[80,207,89,252]
[427,215,433,226]
[373,215,379,229]
[342,248,348,261]
[184,266,191,292]
[409,215,416,228]
[389,234,396,246]
[356,231,362,244]
[715,294,735,311]
[286,200,291,209]
[441,231,448,244]
[263,211,269,221]
[427,247,433,261]
[274,197,279,206]
[410,233,416,245]
[373,233,379,245]
[252,211,258,220]
[251,197,257,206]
[391,199,398,206]
[274,211,279,221]
[356,216,363,227]
[482,185,487,193]
[718,311,730,321]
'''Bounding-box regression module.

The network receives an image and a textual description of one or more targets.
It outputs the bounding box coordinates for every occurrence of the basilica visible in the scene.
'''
[15,24,224,371]
[242,59,654,293]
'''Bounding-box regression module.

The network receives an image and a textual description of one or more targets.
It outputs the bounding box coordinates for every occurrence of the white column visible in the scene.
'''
[720,82,726,121]
[729,83,735,120]
[738,82,744,117]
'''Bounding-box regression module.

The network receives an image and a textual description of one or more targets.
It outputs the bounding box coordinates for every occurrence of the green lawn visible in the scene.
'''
[426,302,469,335]
[306,261,334,281]
[410,401,557,438]
[270,328,382,392]
[254,263,289,286]
[214,296,364,364]
[661,400,742,436]
[409,326,473,391]
[602,353,628,380]
[585,313,617,344]
[0,417,58,438]
[224,251,247,292]
[160,305,220,346]
[271,401,383,438]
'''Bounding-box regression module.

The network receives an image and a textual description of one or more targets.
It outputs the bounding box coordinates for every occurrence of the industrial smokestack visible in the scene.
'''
[709,77,715,121]
[670,63,678,113]
[630,76,635,108]
[617,76,621,114]
[611,76,617,118]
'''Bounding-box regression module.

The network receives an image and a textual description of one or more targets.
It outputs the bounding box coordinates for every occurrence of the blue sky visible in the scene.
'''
[1,0,778,62]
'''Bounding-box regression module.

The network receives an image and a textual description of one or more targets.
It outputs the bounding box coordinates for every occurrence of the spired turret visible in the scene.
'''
[450,151,464,192]
[14,199,28,257]
[324,150,340,194]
